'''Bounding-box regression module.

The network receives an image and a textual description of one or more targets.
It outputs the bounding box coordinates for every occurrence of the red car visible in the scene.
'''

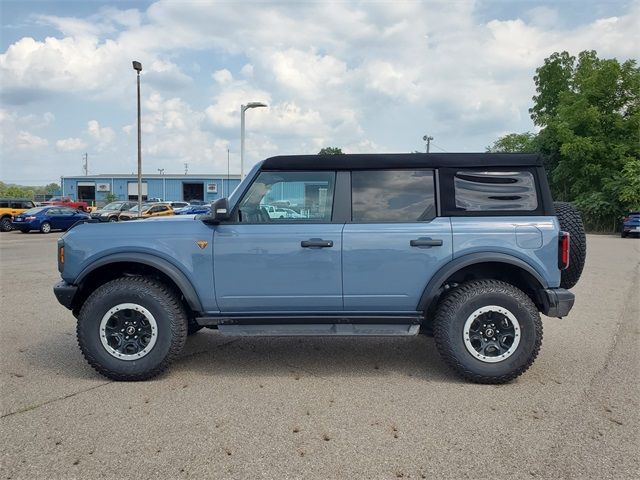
[43,196,89,212]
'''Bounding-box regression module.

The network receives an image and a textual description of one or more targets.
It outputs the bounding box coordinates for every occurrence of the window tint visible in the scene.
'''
[59,207,76,215]
[0,201,8,208]
[454,171,538,211]
[10,201,23,208]
[47,208,60,215]
[23,201,35,209]
[351,170,436,222]
[238,171,335,223]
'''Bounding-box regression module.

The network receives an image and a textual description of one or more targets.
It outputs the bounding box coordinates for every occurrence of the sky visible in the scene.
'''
[1,0,638,185]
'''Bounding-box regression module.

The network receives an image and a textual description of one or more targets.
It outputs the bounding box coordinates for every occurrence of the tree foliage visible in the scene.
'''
[318,147,343,155]
[491,50,640,231]
[486,132,538,153]
[0,182,61,200]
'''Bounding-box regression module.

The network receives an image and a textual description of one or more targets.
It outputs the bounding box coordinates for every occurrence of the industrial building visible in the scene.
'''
[60,174,242,206]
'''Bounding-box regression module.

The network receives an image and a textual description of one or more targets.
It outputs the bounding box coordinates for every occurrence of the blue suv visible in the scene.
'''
[53,154,586,383]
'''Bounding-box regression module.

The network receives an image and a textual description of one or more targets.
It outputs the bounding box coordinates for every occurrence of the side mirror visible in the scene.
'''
[203,197,230,224]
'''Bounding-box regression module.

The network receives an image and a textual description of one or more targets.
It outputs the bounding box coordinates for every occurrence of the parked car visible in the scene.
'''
[621,212,640,238]
[188,200,207,206]
[42,196,89,212]
[118,203,174,220]
[0,198,36,232]
[54,153,586,383]
[174,204,211,215]
[90,201,136,222]
[13,206,90,233]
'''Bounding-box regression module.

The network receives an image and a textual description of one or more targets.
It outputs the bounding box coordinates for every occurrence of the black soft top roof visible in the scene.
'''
[261,153,543,170]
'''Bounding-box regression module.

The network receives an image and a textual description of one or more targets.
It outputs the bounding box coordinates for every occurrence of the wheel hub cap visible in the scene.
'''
[463,306,521,363]
[99,303,158,361]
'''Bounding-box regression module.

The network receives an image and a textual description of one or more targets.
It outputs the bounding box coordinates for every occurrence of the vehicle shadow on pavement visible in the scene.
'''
[176,330,459,383]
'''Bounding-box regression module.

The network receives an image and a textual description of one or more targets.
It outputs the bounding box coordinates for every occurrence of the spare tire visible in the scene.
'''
[554,202,586,289]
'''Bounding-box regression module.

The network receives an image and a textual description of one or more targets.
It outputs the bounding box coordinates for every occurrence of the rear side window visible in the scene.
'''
[452,170,538,212]
[351,170,436,222]
[0,201,9,208]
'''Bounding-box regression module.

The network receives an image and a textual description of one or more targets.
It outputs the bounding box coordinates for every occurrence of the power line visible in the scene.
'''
[431,142,448,153]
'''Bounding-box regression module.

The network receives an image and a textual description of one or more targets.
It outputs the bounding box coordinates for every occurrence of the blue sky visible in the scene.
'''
[1,0,638,184]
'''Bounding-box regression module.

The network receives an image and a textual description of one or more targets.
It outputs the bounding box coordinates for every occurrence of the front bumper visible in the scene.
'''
[540,288,575,318]
[53,281,78,310]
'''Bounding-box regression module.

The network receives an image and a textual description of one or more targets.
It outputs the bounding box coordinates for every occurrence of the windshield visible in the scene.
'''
[22,207,46,215]
[103,202,123,211]
[128,204,151,213]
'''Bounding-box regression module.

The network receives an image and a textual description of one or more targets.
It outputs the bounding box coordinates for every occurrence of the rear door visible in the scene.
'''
[214,170,343,312]
[342,169,453,312]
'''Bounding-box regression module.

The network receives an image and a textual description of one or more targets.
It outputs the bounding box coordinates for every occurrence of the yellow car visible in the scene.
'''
[1,198,36,232]
[119,203,174,221]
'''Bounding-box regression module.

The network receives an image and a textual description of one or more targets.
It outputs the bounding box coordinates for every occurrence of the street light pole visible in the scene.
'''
[240,102,267,179]
[133,60,143,216]
[423,134,434,153]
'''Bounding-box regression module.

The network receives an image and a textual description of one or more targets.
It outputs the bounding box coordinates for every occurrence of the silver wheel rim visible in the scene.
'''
[99,303,158,361]
[41,223,50,233]
[463,305,521,363]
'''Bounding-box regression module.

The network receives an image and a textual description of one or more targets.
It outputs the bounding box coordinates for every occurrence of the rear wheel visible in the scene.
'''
[40,222,51,234]
[77,277,188,381]
[433,280,542,384]
[1,217,13,232]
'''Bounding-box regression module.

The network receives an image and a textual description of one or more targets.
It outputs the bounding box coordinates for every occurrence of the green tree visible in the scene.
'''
[490,50,640,231]
[104,192,118,203]
[486,132,538,153]
[318,147,343,155]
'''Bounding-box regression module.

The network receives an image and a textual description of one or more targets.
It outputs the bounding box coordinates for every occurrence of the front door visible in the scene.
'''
[214,170,342,312]
[342,169,453,312]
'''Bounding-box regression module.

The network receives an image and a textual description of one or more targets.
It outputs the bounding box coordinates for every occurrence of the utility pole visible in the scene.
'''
[240,102,267,179]
[132,60,143,216]
[157,168,164,175]
[184,163,189,175]
[82,153,88,175]
[423,135,434,153]
[226,147,230,198]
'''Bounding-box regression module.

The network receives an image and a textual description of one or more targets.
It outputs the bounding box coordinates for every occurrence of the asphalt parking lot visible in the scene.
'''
[1,231,638,479]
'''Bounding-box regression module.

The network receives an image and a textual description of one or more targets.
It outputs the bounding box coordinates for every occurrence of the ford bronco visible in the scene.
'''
[53,153,586,383]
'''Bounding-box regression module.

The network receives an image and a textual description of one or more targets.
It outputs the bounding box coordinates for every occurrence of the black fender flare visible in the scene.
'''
[417,252,548,311]
[75,253,203,312]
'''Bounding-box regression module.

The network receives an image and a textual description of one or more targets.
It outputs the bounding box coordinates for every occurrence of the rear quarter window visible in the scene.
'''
[441,168,543,216]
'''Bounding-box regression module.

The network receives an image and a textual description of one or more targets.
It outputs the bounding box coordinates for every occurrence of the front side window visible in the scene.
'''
[351,170,436,222]
[453,170,538,211]
[238,171,335,223]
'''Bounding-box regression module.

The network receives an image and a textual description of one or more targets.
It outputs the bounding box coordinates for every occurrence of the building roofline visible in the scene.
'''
[61,174,241,180]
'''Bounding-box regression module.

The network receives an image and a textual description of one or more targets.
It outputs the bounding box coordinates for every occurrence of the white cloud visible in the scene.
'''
[87,120,116,147]
[212,69,233,85]
[56,137,87,152]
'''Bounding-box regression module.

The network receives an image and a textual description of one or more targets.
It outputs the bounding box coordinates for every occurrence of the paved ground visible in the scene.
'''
[0,231,638,480]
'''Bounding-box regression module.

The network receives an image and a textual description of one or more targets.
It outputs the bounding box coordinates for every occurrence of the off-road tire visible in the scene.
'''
[554,201,586,289]
[1,216,13,232]
[433,279,543,384]
[77,276,188,381]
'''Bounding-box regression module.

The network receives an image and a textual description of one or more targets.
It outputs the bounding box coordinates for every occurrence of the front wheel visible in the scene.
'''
[40,222,51,234]
[433,280,542,384]
[1,217,13,232]
[77,277,188,381]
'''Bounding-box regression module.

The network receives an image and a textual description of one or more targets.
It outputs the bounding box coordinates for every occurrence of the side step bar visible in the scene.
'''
[218,324,420,336]
[195,315,422,337]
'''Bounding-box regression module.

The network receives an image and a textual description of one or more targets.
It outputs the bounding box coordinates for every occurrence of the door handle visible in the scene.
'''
[301,238,334,248]
[410,238,443,247]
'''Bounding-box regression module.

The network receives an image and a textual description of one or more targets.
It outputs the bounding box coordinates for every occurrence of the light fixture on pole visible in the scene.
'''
[422,134,434,153]
[132,60,143,216]
[240,101,267,179]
